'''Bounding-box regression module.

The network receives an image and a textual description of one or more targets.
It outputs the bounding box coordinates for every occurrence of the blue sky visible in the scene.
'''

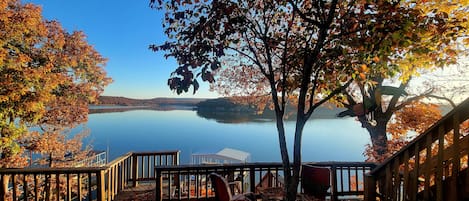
[27,0,219,99]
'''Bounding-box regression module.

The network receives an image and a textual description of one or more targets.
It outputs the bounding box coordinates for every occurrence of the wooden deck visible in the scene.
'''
[114,184,156,201]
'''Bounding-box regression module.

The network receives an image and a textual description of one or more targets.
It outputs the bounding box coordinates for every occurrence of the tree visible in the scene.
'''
[364,101,443,161]
[150,0,458,200]
[0,0,111,168]
[336,0,469,160]
[1,1,110,199]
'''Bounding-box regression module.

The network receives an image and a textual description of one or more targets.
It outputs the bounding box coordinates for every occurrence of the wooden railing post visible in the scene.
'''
[364,173,376,201]
[132,153,138,187]
[97,170,106,201]
[174,151,180,165]
[330,165,338,201]
[156,169,163,201]
[0,174,6,201]
[451,112,461,201]
[249,167,255,193]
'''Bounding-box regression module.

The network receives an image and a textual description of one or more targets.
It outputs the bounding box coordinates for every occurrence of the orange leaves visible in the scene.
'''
[359,64,368,72]
[390,102,442,136]
[1,0,110,168]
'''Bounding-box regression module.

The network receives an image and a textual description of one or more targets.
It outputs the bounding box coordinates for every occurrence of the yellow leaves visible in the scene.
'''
[464,38,469,45]
[0,48,6,62]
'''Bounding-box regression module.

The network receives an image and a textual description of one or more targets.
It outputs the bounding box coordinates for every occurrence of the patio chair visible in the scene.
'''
[301,165,331,200]
[209,173,252,201]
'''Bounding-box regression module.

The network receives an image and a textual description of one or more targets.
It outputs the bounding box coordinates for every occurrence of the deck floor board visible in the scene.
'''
[114,184,155,201]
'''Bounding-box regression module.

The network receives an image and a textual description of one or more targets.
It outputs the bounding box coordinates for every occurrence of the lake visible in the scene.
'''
[80,109,370,164]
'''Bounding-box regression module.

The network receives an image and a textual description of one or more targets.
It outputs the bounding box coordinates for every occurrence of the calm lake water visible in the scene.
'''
[80,109,370,164]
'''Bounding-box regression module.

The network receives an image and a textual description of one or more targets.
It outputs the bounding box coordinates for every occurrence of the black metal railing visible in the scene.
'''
[155,162,376,201]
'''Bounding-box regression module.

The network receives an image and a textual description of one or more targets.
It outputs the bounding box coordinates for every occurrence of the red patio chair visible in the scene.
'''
[301,165,331,200]
[209,173,252,201]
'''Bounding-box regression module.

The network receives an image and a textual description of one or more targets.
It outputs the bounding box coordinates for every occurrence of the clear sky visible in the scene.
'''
[26,0,219,99]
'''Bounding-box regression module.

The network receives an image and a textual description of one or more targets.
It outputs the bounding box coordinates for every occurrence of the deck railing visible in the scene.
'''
[155,162,376,201]
[364,98,469,201]
[0,151,180,201]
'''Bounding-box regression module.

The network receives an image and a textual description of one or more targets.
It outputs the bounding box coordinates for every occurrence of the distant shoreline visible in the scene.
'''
[92,96,454,120]
[88,104,196,114]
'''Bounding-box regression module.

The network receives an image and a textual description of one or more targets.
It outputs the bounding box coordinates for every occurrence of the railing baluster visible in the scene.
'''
[393,158,401,201]
[66,173,71,201]
[177,170,182,200]
[330,165,338,201]
[55,173,60,200]
[156,169,162,201]
[87,172,92,201]
[118,163,123,192]
[98,170,106,201]
[249,167,255,193]
[195,169,200,199]
[168,171,172,199]
[77,173,82,201]
[148,155,151,178]
[383,164,390,200]
[112,166,116,199]
[436,124,445,201]
[115,165,118,196]
[347,166,351,192]
[0,174,4,201]
[424,134,432,200]
[140,155,144,181]
[452,112,461,200]
[23,174,28,201]
[205,170,209,198]
[34,174,38,201]
[355,166,359,192]
[12,174,17,201]
[403,150,410,200]
[411,143,420,201]
[132,154,138,187]
[340,166,344,193]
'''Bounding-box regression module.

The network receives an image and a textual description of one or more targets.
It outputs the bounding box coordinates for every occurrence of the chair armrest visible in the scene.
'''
[228,181,242,194]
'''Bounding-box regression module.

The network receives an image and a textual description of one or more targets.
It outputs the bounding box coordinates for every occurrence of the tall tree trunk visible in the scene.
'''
[287,117,308,201]
[359,114,389,160]
[369,123,388,157]
[274,111,292,200]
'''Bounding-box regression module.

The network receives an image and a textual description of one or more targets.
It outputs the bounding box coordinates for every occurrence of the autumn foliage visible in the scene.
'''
[150,0,468,200]
[364,102,443,162]
[0,0,111,168]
